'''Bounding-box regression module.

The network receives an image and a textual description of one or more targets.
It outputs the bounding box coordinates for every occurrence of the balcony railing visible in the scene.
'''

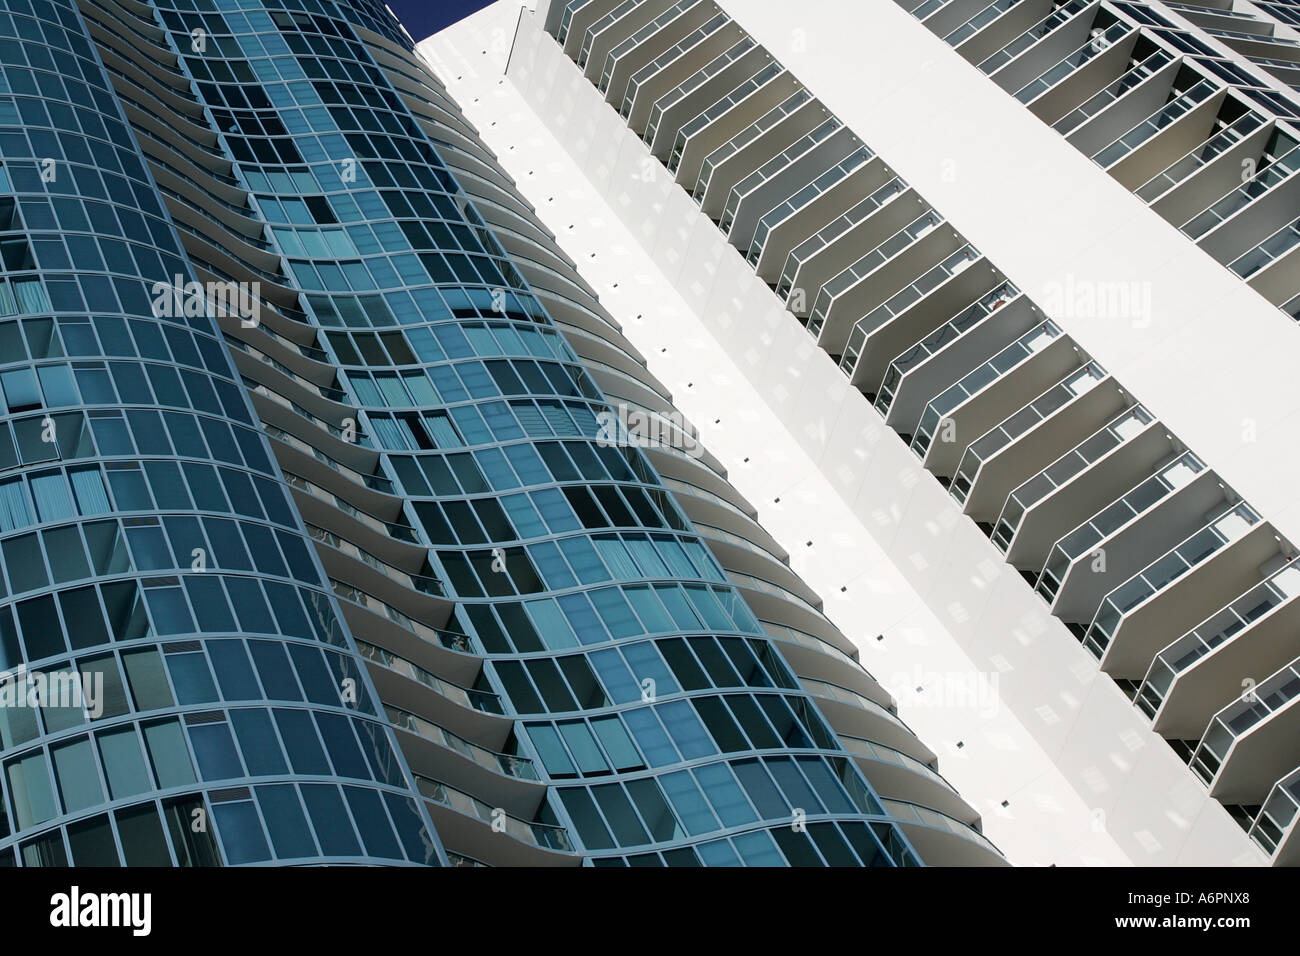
[1053,47,1174,136]
[1034,450,1202,601]
[385,704,537,780]
[807,211,943,340]
[749,148,873,265]
[622,12,729,118]
[911,321,1060,458]
[1191,650,1300,782]
[414,774,573,852]
[1136,559,1300,717]
[355,639,499,714]
[669,61,783,174]
[778,177,905,301]
[1013,22,1133,105]
[1248,765,1300,856]
[951,362,1105,504]
[694,87,809,200]
[976,0,1091,76]
[839,245,979,377]
[1182,141,1300,239]
[944,0,1021,47]
[992,404,1151,551]
[719,117,843,236]
[1092,79,1219,169]
[1228,214,1300,278]
[645,37,756,146]
[1135,111,1266,203]
[576,0,637,67]
[875,283,1017,416]
[1083,502,1261,657]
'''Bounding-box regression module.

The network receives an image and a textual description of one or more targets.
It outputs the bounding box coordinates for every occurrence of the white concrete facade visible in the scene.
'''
[418,0,1281,865]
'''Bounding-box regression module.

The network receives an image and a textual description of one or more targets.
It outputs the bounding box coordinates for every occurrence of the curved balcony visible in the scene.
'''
[434,143,531,214]
[228,340,352,416]
[533,287,637,346]
[882,799,1006,866]
[644,440,732,492]
[309,530,452,642]
[285,473,422,554]
[694,523,823,610]
[415,776,580,864]
[267,426,397,508]
[99,52,205,127]
[135,125,243,194]
[354,632,511,741]
[584,359,676,414]
[176,227,299,306]
[101,0,172,35]
[384,706,544,815]
[801,676,934,764]
[466,198,572,266]
[477,212,580,276]
[148,159,261,236]
[395,79,495,149]
[557,323,657,383]
[759,624,873,686]
[760,620,878,694]
[585,367,678,425]
[307,522,441,594]
[169,199,283,270]
[727,568,823,616]
[354,637,494,723]
[86,0,171,48]
[158,179,271,254]
[725,575,846,658]
[660,475,758,525]
[840,735,977,825]
[248,380,374,453]
[121,99,226,172]
[224,318,339,388]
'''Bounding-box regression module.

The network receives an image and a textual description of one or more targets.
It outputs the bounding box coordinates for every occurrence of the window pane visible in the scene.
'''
[98,726,152,799]
[213,801,271,865]
[67,814,120,866]
[115,803,172,866]
[255,784,316,860]
[6,752,57,829]
[143,719,196,789]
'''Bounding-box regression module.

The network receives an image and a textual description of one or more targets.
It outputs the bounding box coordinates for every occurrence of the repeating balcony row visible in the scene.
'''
[544,0,1300,863]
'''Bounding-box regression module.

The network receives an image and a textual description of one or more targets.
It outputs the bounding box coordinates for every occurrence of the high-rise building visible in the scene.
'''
[416,0,1300,867]
[0,0,1006,868]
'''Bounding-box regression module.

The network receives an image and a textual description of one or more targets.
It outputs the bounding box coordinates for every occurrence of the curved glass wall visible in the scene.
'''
[0,0,443,867]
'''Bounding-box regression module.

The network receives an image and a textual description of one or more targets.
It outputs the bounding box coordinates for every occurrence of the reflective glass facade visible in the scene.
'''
[0,0,1000,866]
[0,0,444,866]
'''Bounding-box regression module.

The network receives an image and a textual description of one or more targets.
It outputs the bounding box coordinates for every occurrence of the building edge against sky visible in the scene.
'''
[417,0,1300,866]
[0,0,1009,867]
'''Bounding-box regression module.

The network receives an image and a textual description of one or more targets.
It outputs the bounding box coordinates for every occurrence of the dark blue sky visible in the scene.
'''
[386,0,496,41]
